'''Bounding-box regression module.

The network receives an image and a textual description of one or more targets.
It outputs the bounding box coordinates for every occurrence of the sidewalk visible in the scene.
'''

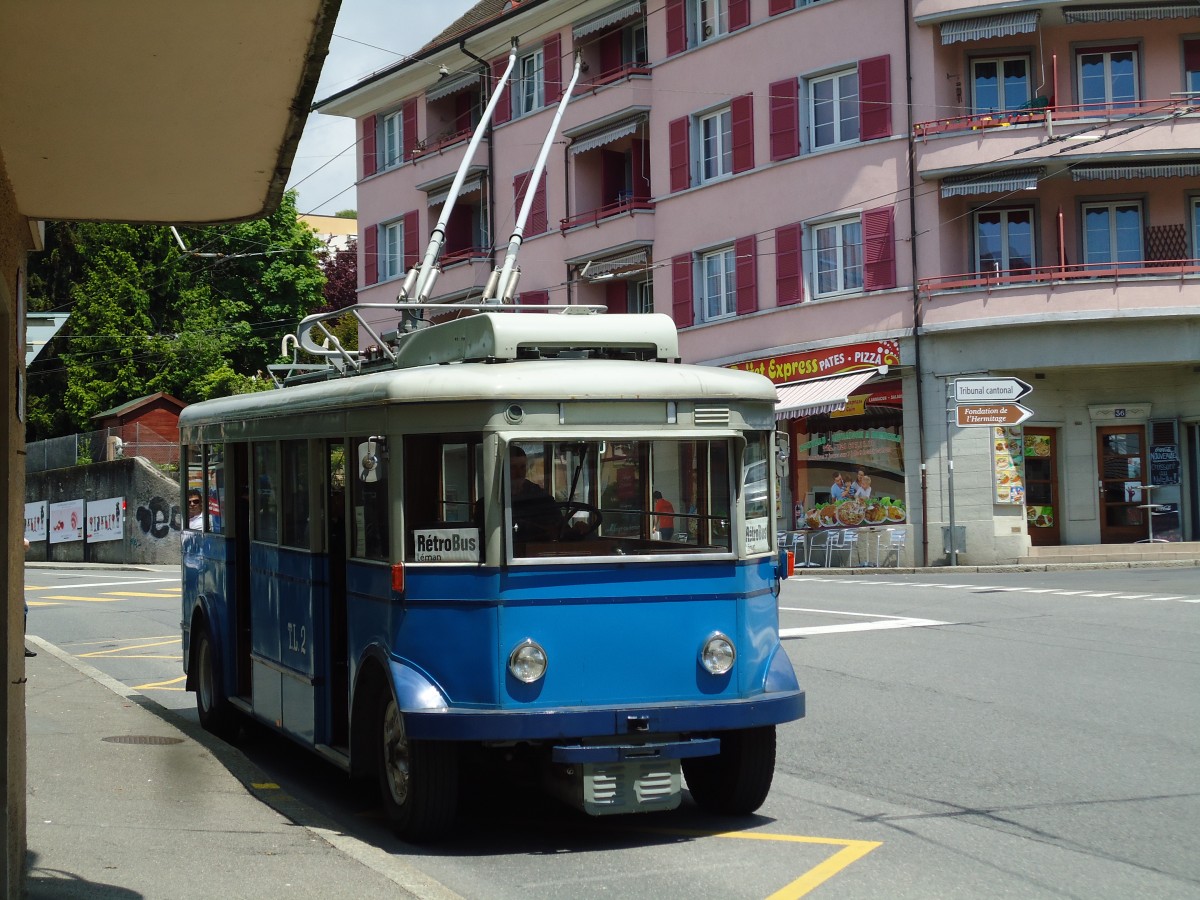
[23,638,461,900]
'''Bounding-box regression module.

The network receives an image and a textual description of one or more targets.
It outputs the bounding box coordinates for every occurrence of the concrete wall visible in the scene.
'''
[25,457,182,566]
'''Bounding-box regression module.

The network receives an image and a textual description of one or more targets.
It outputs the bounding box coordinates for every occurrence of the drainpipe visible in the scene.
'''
[460,40,498,274]
[903,0,930,565]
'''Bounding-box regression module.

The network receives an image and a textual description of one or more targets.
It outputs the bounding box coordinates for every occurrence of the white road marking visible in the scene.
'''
[792,579,1199,603]
[779,607,949,637]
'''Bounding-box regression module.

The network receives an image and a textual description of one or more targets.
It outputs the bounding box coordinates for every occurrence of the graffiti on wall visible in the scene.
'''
[135,496,182,539]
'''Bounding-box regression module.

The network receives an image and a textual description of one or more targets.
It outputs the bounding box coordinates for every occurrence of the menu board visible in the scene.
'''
[992,426,1025,505]
[1150,444,1181,486]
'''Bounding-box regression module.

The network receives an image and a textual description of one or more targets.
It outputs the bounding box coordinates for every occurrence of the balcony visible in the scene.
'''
[411,125,474,160]
[919,259,1200,296]
[914,97,1192,139]
[560,195,655,231]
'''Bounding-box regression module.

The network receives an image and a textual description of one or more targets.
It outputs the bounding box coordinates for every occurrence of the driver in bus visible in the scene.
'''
[509,446,562,544]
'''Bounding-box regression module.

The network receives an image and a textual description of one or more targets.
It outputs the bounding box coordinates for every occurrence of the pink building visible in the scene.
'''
[316,0,1200,564]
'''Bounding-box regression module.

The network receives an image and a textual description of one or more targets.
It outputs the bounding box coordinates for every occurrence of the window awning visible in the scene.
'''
[1071,162,1200,180]
[940,11,1039,44]
[940,168,1043,198]
[1064,3,1200,23]
[425,71,481,102]
[775,369,879,419]
[569,120,643,155]
[426,176,482,207]
[583,249,649,280]
[573,0,642,38]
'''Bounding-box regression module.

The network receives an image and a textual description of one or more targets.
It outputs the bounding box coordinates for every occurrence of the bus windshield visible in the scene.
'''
[508,438,737,558]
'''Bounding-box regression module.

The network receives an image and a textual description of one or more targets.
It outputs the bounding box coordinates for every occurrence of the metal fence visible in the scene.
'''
[25,424,178,473]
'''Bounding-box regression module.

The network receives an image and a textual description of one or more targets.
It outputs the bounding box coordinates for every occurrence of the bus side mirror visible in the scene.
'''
[776,431,790,461]
[358,436,387,483]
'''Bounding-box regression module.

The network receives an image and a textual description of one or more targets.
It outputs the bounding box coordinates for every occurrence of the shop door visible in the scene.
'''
[1097,425,1147,543]
[1024,428,1059,546]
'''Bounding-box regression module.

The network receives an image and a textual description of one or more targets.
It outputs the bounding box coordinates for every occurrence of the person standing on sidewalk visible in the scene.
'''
[22,537,35,657]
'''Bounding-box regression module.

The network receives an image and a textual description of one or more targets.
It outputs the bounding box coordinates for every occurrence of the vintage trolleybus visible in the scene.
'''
[179,309,804,839]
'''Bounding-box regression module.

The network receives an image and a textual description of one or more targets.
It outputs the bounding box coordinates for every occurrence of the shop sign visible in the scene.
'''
[1150,444,1181,486]
[730,339,900,385]
[993,427,1025,505]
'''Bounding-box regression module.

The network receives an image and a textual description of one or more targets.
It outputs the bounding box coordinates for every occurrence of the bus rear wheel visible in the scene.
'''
[682,726,776,815]
[376,692,459,841]
[194,622,237,739]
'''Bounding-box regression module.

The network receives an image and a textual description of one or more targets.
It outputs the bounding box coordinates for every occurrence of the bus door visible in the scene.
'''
[327,440,350,748]
[230,442,253,697]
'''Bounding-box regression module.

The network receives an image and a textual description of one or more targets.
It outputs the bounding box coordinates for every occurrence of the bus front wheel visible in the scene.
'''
[682,726,776,815]
[376,692,459,841]
[194,622,236,739]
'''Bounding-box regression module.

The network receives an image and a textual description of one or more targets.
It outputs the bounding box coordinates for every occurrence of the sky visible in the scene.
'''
[286,0,477,217]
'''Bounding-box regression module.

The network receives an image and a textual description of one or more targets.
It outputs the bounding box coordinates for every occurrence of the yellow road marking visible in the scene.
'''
[27,600,61,607]
[634,827,882,898]
[80,638,182,658]
[102,591,180,598]
[252,783,281,790]
[133,676,187,691]
[69,635,179,646]
[41,595,120,603]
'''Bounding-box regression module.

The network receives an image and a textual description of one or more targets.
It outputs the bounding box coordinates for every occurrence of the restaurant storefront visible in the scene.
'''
[730,340,905,534]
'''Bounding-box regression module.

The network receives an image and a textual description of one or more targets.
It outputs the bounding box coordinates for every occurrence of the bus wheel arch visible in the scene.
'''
[682,725,776,816]
[191,611,237,739]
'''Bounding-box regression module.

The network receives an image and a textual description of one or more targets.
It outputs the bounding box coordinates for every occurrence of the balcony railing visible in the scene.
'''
[583,62,651,91]
[439,245,492,266]
[914,97,1191,139]
[411,125,474,160]
[919,259,1200,295]
[560,195,654,231]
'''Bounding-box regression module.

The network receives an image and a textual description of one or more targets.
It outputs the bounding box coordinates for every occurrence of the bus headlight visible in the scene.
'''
[700,633,736,675]
[508,639,548,683]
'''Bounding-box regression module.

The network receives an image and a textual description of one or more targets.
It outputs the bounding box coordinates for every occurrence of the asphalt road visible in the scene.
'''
[23,564,1200,899]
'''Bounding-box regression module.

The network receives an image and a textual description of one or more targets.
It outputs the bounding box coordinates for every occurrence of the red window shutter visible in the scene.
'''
[858,55,892,141]
[531,175,548,235]
[666,0,687,57]
[729,0,750,31]
[402,211,420,271]
[362,115,377,177]
[543,34,562,103]
[602,149,625,205]
[735,235,758,315]
[606,281,630,314]
[671,254,694,328]
[363,225,378,286]
[768,79,799,161]
[775,223,803,305]
[401,100,418,160]
[731,94,755,174]
[668,117,691,193]
[455,91,474,132]
[491,56,512,125]
[599,31,622,77]
[862,205,897,291]
[769,0,796,14]
[1186,39,1200,72]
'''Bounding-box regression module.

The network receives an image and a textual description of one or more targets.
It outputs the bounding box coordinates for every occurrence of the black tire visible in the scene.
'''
[682,726,776,815]
[376,691,460,842]
[194,621,237,739]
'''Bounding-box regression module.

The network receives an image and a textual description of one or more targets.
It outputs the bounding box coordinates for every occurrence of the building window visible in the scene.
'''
[693,0,728,43]
[974,208,1034,274]
[635,280,654,314]
[812,218,862,296]
[1193,198,1200,259]
[701,247,737,320]
[626,21,648,65]
[971,56,1031,114]
[1078,48,1138,110]
[699,107,733,182]
[379,219,405,282]
[515,48,544,117]
[1186,39,1200,94]
[809,68,859,149]
[1082,201,1142,268]
[380,109,404,170]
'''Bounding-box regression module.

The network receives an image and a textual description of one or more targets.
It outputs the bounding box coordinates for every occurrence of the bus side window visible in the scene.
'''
[352,435,390,560]
[403,434,483,560]
[205,443,225,534]
[253,442,279,543]
[280,439,311,548]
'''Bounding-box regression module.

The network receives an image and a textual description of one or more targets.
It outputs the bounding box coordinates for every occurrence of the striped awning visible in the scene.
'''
[1064,3,1200,23]
[583,250,649,280]
[940,168,1043,198]
[1072,162,1200,180]
[425,71,481,103]
[426,176,482,207]
[570,120,643,155]
[940,11,1039,44]
[573,0,642,38]
[775,370,878,420]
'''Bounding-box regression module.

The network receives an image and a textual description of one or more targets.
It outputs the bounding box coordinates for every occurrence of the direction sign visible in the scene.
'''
[953,377,1032,404]
[956,403,1033,427]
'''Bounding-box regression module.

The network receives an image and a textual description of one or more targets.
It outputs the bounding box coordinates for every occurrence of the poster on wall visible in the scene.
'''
[86,497,125,543]
[49,499,84,544]
[24,501,47,543]
[993,427,1025,505]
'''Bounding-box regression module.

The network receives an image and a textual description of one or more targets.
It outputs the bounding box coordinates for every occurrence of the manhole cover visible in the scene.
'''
[102,735,184,745]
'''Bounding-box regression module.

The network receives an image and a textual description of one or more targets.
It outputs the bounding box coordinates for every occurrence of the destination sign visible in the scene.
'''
[956,403,1034,427]
[954,377,1032,404]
